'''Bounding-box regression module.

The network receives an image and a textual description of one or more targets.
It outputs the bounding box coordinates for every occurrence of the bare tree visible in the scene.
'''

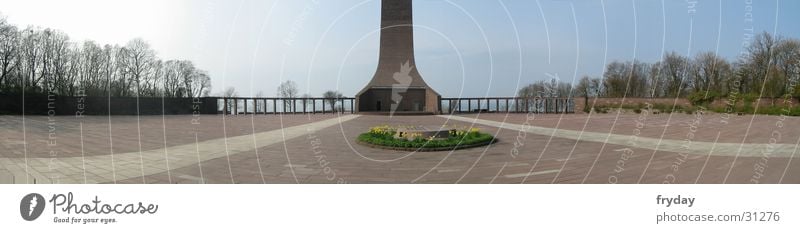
[121,38,156,96]
[629,61,651,97]
[63,43,81,95]
[516,75,574,112]
[161,60,180,97]
[690,52,731,95]
[576,76,600,109]
[38,29,61,94]
[0,16,19,90]
[46,31,74,95]
[659,52,690,97]
[18,27,43,91]
[549,78,574,98]
[177,61,210,98]
[255,91,265,112]
[192,70,211,97]
[149,59,163,97]
[223,86,237,97]
[223,86,238,114]
[301,93,314,111]
[178,60,195,97]
[743,32,779,95]
[774,39,800,100]
[603,61,628,97]
[102,44,121,97]
[277,80,298,97]
[322,90,343,112]
[76,41,102,96]
[277,80,298,111]
[517,81,544,98]
[0,17,213,98]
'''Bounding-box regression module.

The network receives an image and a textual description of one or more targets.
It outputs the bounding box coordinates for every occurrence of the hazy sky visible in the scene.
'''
[1,0,798,98]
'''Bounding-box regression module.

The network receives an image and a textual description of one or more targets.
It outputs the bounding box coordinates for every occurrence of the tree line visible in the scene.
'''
[0,15,211,98]
[520,32,800,106]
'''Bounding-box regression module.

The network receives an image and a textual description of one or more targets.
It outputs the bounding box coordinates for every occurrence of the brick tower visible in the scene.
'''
[355,0,440,114]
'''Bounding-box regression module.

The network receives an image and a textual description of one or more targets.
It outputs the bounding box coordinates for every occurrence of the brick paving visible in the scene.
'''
[0,114,352,183]
[1,113,798,184]
[468,112,800,143]
[0,114,340,158]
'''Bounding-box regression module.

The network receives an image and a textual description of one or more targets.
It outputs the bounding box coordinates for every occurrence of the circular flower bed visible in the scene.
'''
[357,125,496,151]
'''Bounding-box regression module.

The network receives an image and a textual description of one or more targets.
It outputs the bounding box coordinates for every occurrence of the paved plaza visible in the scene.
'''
[0,112,798,184]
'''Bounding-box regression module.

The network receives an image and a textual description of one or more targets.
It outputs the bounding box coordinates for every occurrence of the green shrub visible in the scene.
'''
[595,107,608,114]
[741,93,759,104]
[755,106,800,116]
[358,126,495,150]
[687,91,719,106]
[684,106,695,114]
[651,103,673,113]
[741,102,754,114]
[710,106,728,113]
[789,107,800,116]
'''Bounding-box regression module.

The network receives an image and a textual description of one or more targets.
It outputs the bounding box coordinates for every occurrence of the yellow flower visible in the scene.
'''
[369,125,396,135]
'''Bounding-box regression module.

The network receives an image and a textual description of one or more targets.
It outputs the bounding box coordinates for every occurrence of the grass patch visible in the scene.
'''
[357,125,496,151]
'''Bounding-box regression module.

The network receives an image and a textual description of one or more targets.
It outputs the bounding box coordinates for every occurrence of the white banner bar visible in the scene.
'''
[1,185,797,232]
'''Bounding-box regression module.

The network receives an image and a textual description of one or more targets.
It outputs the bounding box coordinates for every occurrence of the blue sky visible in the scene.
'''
[1,0,798,97]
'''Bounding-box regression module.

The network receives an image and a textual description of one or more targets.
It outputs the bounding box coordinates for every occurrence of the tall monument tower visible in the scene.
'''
[355,0,440,114]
